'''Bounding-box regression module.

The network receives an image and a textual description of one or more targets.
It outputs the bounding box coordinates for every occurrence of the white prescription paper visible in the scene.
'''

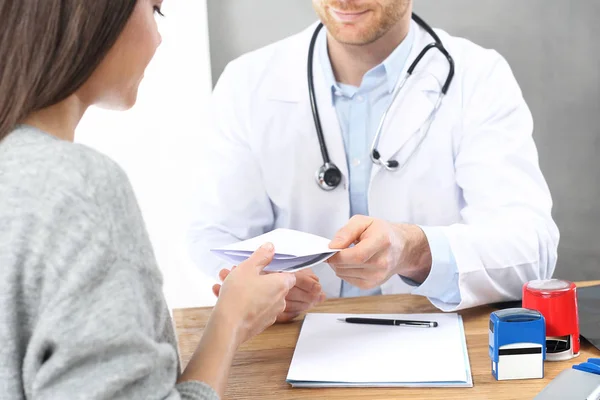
[286,313,473,388]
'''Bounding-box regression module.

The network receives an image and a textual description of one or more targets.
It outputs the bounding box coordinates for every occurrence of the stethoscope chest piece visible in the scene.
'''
[315,162,342,190]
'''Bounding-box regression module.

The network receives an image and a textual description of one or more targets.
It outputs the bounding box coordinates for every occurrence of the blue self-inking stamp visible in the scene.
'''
[489,308,546,380]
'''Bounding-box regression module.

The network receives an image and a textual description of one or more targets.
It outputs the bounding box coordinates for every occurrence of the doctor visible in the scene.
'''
[188,0,559,318]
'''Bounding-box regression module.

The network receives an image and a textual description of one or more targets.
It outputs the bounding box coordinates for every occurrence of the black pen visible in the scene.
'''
[338,317,438,328]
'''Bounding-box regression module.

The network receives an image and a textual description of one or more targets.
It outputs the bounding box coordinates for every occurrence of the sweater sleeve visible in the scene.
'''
[21,151,219,400]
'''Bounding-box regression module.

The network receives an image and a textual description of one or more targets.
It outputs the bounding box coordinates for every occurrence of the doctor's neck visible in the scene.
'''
[326,15,411,87]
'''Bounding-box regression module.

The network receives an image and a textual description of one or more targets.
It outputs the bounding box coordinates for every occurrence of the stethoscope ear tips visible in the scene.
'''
[371,150,399,170]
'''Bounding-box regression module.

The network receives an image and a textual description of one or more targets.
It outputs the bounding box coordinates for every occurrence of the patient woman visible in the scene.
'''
[0,1,297,399]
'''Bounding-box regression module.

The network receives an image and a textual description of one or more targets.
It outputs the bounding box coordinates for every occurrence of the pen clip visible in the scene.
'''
[396,320,438,328]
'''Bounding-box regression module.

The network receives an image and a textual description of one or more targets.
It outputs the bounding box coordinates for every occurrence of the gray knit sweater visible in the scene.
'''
[0,125,218,400]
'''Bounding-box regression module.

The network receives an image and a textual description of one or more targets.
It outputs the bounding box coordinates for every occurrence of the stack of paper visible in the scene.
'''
[286,313,473,388]
[210,229,340,272]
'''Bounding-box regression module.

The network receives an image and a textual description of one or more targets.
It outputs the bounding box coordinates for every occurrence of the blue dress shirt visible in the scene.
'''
[318,25,461,304]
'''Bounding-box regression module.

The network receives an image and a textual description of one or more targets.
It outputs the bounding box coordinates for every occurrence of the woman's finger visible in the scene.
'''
[218,268,230,282]
[212,283,221,297]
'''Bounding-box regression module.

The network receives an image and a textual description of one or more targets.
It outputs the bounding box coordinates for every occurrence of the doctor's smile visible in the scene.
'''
[329,8,371,23]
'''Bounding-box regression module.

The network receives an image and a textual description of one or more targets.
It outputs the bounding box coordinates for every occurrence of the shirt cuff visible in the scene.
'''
[400,226,461,305]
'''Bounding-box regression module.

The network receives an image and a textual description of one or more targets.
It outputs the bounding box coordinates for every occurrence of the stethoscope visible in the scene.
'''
[309,13,455,191]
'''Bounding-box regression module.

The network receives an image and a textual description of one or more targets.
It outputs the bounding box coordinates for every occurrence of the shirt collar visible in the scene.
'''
[318,23,415,104]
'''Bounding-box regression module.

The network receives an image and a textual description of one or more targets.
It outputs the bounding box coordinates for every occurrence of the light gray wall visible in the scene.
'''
[206,0,600,282]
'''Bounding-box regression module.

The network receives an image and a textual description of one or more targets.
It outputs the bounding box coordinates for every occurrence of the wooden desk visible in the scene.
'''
[174,281,600,399]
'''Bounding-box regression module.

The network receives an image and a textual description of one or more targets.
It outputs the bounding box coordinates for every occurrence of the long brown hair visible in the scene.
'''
[0,0,138,141]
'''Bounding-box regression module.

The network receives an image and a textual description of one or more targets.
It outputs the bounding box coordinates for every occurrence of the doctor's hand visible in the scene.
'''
[215,267,326,323]
[276,268,326,323]
[327,216,433,290]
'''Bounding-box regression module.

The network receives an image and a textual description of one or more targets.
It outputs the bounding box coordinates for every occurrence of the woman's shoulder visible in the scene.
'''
[0,125,150,276]
[0,125,133,207]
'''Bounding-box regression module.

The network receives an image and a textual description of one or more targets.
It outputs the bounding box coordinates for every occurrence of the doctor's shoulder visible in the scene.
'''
[214,23,312,97]
[433,28,530,118]
[435,29,520,94]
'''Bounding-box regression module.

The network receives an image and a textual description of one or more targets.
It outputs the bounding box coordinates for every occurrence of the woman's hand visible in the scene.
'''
[179,243,294,395]
[211,242,297,346]
[215,267,326,324]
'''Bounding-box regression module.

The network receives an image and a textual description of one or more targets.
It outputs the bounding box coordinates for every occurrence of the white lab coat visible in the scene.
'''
[188,21,559,311]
